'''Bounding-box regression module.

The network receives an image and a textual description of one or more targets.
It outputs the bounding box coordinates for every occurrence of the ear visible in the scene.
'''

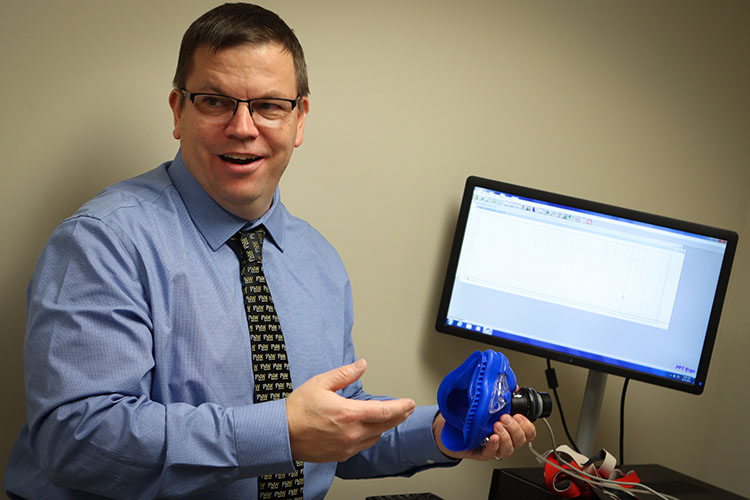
[293,96,309,148]
[168,89,184,140]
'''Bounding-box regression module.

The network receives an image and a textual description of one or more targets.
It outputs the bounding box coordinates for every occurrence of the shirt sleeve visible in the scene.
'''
[335,404,460,479]
[333,276,460,479]
[23,215,294,499]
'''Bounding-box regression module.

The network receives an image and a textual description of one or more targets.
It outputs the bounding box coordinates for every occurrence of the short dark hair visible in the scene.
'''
[172,3,309,96]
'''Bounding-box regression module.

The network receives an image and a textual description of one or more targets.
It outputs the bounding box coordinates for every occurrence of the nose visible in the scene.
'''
[224,102,260,139]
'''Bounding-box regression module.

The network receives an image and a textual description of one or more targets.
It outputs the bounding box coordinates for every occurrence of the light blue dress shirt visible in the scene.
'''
[4,152,455,499]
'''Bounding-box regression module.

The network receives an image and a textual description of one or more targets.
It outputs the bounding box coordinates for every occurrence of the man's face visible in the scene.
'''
[169,43,309,220]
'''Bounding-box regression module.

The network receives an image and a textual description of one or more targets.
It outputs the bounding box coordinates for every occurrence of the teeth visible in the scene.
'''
[224,154,259,161]
[221,154,261,165]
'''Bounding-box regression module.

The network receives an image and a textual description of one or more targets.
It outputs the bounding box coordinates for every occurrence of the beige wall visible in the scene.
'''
[1,1,748,498]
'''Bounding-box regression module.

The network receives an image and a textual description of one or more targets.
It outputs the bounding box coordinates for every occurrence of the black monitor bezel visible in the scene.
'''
[435,176,738,395]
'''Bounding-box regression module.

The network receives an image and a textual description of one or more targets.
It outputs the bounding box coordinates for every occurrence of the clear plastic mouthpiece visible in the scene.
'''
[489,373,510,414]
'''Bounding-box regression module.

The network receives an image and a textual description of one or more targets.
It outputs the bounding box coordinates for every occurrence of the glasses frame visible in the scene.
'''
[179,89,301,122]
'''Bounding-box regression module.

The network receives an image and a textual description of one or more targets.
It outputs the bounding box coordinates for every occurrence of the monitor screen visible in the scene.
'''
[436,176,737,394]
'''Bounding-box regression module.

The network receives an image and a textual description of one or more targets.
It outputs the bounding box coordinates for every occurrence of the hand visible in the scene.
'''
[433,412,537,461]
[286,359,416,463]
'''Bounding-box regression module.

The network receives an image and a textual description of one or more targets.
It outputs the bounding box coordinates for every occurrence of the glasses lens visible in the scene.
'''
[189,93,297,126]
[193,95,236,119]
[251,99,295,124]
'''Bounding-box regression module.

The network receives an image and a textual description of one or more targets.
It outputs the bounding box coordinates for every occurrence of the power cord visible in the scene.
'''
[545,359,580,453]
[619,378,630,466]
[528,418,680,500]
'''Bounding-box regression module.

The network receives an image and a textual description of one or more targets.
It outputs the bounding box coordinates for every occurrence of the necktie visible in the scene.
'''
[229,227,304,500]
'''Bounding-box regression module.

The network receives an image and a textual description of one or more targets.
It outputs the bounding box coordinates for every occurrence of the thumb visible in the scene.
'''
[319,358,367,392]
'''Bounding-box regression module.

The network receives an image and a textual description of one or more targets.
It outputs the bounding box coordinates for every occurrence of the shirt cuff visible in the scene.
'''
[398,405,460,466]
[232,399,296,476]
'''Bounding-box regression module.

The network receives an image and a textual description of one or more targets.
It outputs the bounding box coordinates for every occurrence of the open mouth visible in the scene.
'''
[219,154,262,165]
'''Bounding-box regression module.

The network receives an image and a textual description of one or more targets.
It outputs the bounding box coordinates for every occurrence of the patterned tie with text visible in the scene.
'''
[229,227,304,500]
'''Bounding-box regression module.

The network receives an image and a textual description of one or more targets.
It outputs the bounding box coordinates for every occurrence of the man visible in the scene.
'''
[4,3,535,499]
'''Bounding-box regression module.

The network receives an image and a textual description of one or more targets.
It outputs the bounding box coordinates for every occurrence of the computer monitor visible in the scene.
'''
[435,176,737,453]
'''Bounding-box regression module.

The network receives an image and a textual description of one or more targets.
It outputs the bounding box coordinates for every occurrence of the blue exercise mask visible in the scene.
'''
[437,350,517,452]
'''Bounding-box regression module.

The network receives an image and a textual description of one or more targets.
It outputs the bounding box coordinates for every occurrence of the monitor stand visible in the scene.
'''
[575,369,608,457]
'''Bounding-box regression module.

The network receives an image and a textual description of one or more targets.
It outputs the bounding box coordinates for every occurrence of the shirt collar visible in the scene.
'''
[167,150,286,252]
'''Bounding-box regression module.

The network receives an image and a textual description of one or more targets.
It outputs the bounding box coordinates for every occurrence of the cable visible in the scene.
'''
[545,359,580,453]
[619,378,630,466]
[528,418,680,500]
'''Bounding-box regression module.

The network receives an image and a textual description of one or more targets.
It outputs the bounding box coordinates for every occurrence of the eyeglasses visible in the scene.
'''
[180,89,300,127]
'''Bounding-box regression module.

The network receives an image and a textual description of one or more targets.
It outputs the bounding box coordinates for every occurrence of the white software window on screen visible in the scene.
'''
[457,207,685,329]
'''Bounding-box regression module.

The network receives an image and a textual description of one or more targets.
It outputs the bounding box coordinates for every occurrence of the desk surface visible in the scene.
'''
[489,464,748,500]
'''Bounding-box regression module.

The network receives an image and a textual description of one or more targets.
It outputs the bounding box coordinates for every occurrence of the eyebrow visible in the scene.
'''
[195,83,227,95]
[193,83,295,100]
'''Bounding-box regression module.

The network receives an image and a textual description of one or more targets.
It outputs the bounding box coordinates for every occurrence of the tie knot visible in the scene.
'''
[229,226,265,263]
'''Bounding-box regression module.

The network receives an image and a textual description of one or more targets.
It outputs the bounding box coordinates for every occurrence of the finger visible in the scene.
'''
[494,419,516,459]
[343,402,416,452]
[513,414,537,442]
[355,398,416,425]
[478,433,501,460]
[317,359,368,392]
[499,414,527,448]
